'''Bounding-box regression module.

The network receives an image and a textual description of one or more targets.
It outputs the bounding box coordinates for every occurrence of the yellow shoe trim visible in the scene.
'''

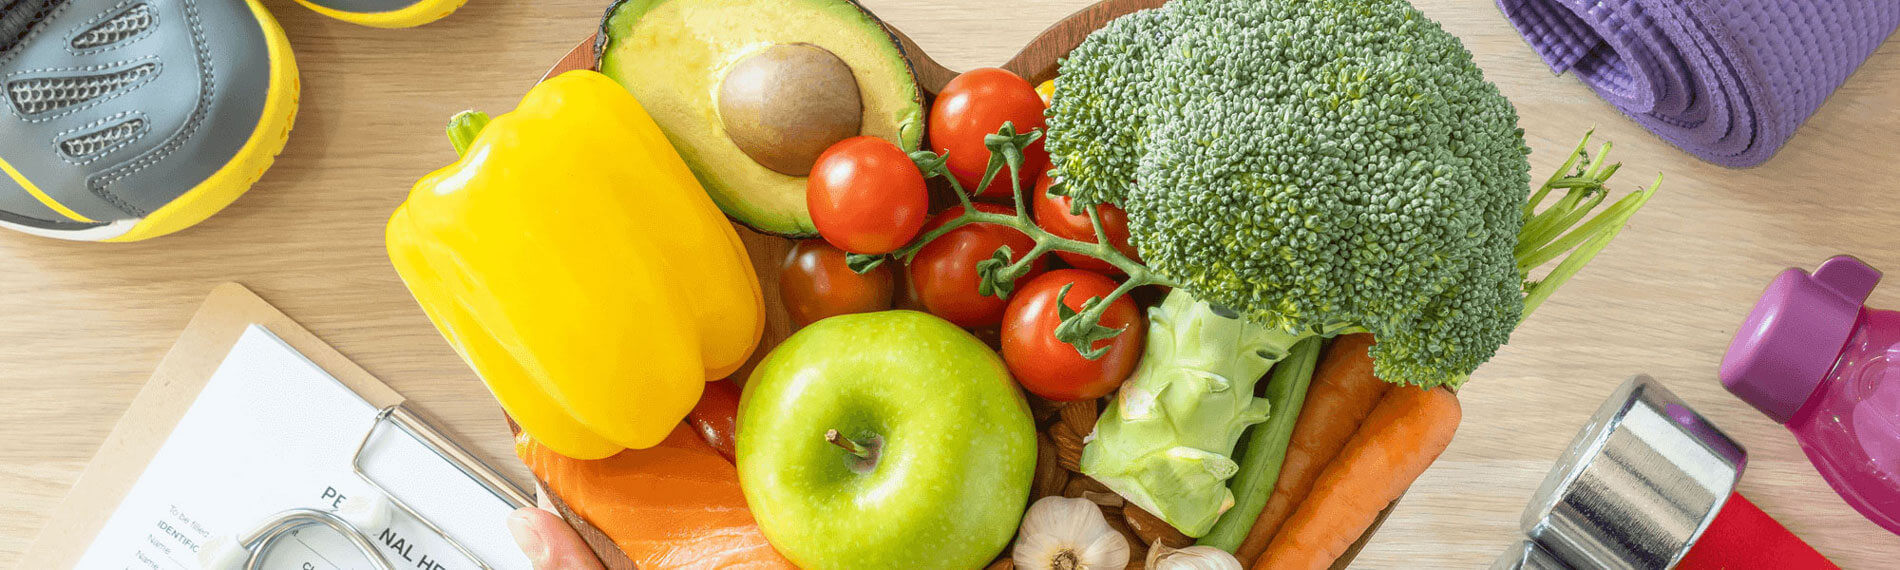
[104,0,299,242]
[0,153,97,223]
[292,0,467,29]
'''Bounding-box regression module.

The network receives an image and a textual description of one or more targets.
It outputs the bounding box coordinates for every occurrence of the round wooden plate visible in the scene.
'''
[524,2,1394,567]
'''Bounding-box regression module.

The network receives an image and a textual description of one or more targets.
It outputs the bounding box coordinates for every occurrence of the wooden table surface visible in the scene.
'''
[5,0,1898,567]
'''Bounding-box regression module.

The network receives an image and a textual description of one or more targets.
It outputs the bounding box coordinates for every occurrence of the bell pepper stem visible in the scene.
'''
[446,111,493,157]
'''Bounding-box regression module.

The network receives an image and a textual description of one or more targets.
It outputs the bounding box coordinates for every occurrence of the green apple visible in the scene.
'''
[737,310,1036,570]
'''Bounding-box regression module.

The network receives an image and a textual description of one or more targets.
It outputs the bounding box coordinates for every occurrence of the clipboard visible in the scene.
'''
[20,282,531,569]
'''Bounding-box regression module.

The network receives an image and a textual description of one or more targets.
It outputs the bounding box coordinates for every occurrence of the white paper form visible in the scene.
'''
[73,325,530,570]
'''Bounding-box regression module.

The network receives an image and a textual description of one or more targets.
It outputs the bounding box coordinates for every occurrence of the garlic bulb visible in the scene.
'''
[1013,496,1131,570]
[1145,543,1243,570]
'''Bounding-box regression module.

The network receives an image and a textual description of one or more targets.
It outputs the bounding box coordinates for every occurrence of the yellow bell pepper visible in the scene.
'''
[386,70,764,460]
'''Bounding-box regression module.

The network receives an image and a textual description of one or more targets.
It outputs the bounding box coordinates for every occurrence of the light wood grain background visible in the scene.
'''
[4,0,1898,567]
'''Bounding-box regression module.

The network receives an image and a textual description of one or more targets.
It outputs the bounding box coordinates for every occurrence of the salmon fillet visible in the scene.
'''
[518,424,794,569]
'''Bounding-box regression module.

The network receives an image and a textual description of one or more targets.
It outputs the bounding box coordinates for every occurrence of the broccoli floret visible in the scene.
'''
[1046,0,1531,388]
[1051,0,1660,538]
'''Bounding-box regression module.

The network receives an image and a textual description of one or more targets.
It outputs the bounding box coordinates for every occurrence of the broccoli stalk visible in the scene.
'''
[1077,292,1335,537]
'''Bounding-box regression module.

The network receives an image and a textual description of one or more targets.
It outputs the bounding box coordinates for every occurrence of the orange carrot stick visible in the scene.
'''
[1255,386,1461,570]
[1235,334,1389,565]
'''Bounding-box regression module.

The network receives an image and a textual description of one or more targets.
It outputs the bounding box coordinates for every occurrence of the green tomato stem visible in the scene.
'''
[992,241,1054,290]
[891,168,1158,283]
[873,126,1177,356]
[1055,275,1152,359]
[1085,206,1113,250]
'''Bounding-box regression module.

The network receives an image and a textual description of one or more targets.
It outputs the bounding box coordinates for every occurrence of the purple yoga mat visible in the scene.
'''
[1499,0,1900,167]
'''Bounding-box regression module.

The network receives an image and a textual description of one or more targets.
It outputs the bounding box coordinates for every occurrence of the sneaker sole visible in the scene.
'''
[7,0,304,242]
[293,0,468,29]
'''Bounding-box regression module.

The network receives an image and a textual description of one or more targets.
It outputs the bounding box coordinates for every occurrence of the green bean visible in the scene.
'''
[1197,336,1323,551]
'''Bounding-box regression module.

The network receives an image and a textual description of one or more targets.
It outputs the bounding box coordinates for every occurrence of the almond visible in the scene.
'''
[1068,474,1112,494]
[1058,399,1098,434]
[1060,476,1087,498]
[1027,394,1060,424]
[1031,432,1068,500]
[986,557,1015,570]
[1050,420,1085,472]
[1061,475,1123,507]
[1123,504,1192,550]
[1082,490,1124,508]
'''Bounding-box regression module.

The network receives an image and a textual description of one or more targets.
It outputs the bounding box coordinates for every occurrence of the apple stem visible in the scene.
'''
[825,429,872,459]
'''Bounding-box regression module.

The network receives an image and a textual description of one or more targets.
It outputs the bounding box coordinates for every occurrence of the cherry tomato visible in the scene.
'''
[807,136,929,254]
[688,379,742,460]
[780,239,895,328]
[909,204,1047,328]
[1001,270,1145,401]
[1032,170,1140,273]
[929,68,1048,198]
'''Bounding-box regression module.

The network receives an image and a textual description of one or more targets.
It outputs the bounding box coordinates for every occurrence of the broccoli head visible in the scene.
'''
[1045,0,1532,387]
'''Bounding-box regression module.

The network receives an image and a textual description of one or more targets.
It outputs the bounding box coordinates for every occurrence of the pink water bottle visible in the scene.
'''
[1722,255,1900,535]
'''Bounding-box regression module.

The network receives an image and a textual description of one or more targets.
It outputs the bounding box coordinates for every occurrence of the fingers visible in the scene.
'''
[508,507,606,570]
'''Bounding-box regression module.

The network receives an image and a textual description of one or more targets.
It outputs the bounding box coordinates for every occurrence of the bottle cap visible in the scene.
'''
[1720,256,1881,424]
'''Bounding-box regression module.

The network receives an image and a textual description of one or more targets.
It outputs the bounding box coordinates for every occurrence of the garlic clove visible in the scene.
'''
[1013,496,1132,570]
[1077,528,1131,569]
[1145,543,1243,570]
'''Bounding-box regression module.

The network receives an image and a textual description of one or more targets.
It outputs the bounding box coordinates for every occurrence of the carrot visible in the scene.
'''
[517,424,795,569]
[1255,385,1461,570]
[1235,334,1389,564]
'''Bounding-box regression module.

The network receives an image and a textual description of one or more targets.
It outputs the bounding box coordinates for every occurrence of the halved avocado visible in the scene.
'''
[599,0,925,237]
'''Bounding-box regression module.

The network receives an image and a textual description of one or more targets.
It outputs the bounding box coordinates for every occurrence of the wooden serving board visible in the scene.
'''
[529,1,1393,568]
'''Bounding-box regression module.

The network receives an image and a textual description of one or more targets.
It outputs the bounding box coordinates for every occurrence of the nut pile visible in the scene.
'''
[991,396,1194,570]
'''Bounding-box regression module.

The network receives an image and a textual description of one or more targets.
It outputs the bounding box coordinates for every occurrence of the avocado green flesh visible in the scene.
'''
[600,0,925,237]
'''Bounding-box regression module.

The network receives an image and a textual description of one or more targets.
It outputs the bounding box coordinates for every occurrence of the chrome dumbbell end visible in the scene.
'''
[1500,375,1747,570]
[1492,540,1569,570]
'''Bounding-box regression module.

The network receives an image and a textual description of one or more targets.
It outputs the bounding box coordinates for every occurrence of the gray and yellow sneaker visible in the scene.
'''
[293,0,464,28]
[0,0,297,241]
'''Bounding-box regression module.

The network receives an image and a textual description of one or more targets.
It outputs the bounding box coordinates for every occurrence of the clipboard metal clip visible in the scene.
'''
[348,404,534,570]
[202,404,532,570]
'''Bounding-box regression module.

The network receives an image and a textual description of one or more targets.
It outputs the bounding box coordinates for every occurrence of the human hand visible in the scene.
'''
[507,506,605,570]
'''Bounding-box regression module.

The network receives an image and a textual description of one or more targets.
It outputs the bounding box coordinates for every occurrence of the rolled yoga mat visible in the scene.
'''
[1499,0,1900,167]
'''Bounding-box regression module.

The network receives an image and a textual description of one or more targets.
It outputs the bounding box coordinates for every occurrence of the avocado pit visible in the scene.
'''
[718,43,864,176]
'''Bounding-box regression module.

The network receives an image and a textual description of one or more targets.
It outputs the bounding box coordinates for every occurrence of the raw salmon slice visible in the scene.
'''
[518,424,794,569]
